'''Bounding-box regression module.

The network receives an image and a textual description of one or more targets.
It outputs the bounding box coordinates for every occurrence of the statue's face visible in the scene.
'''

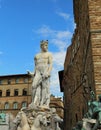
[41,43,48,52]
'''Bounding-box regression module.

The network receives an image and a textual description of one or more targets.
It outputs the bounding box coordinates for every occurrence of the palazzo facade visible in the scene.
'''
[59,0,101,129]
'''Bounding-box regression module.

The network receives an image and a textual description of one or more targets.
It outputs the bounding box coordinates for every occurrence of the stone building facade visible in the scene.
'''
[0,74,63,118]
[50,95,64,118]
[0,74,32,116]
[60,0,101,130]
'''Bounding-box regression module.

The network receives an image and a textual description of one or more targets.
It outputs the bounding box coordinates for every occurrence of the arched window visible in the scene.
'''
[22,102,27,108]
[22,88,27,96]
[0,90,2,97]
[13,102,18,109]
[5,102,9,109]
[14,89,18,96]
[6,89,10,96]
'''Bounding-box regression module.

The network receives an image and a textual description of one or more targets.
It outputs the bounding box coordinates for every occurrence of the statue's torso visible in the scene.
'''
[35,52,52,73]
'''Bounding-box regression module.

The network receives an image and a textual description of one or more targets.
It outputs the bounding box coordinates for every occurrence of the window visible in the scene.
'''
[8,79,11,84]
[22,102,27,108]
[0,90,2,97]
[5,102,9,109]
[0,80,3,85]
[14,89,18,96]
[13,102,18,109]
[75,113,78,122]
[15,78,19,84]
[6,89,10,96]
[22,88,27,96]
[24,78,28,83]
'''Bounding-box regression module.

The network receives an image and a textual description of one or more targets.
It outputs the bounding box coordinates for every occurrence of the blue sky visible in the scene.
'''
[0,0,75,97]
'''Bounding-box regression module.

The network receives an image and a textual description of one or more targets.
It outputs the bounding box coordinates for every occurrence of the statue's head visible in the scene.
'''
[50,108,56,114]
[40,40,48,52]
[40,40,48,48]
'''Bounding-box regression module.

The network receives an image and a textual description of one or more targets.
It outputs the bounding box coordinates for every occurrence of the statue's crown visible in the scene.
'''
[40,40,48,46]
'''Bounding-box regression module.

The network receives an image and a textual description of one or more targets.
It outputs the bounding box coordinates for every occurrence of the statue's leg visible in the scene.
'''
[45,79,50,106]
[33,85,41,106]
[40,78,50,107]
[32,72,42,104]
[40,81,46,106]
[32,88,36,102]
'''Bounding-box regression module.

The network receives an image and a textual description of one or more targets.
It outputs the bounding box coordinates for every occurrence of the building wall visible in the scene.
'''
[0,74,32,116]
[62,0,101,129]
[88,0,101,98]
[50,96,64,118]
[0,74,63,118]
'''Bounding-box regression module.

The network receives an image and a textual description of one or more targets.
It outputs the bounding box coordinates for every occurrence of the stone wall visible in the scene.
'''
[62,0,101,129]
[0,74,32,116]
[88,0,101,98]
[88,0,101,30]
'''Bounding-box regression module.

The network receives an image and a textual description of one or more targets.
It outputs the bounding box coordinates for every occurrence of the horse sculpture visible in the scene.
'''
[16,111,30,130]
[82,118,94,130]
[31,112,47,130]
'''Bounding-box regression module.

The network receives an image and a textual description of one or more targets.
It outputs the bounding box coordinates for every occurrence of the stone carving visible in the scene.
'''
[10,40,63,130]
[82,118,96,130]
[30,112,47,130]
[27,40,53,108]
[50,108,63,130]
[16,110,30,130]
[0,111,6,123]
[10,107,63,130]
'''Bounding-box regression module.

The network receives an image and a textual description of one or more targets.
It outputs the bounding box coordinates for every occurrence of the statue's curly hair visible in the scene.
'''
[40,40,48,47]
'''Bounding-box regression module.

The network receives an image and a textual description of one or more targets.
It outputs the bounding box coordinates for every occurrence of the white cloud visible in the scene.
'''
[56,11,70,21]
[35,25,55,37]
[56,30,71,39]
[50,51,66,96]
[73,22,76,29]
[35,25,72,51]
[51,39,67,51]
[51,30,72,51]
[52,51,66,67]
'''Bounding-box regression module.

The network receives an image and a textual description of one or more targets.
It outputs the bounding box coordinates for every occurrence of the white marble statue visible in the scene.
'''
[82,118,96,130]
[28,40,53,108]
[16,110,30,130]
[30,112,47,130]
[10,40,63,130]
[50,108,63,130]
